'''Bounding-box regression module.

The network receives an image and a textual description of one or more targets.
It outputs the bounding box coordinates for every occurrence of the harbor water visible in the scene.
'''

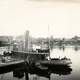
[0,46,80,80]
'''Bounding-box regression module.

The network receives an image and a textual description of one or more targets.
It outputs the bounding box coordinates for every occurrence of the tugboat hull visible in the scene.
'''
[40,57,72,68]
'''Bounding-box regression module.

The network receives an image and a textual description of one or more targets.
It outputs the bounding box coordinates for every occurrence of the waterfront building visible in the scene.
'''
[0,36,13,55]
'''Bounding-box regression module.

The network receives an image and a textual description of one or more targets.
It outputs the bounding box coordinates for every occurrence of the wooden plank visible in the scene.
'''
[0,60,25,67]
[12,51,49,55]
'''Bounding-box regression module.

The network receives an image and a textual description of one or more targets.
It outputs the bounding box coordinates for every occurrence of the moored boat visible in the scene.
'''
[35,26,72,69]
[39,56,72,67]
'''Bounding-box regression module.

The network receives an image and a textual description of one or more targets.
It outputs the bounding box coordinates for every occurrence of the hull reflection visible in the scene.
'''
[50,67,72,75]
[0,62,25,74]
[0,62,72,79]
[28,65,72,78]
[12,64,72,79]
[13,69,24,79]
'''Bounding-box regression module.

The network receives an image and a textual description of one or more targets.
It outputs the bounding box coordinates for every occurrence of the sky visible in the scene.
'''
[0,0,80,38]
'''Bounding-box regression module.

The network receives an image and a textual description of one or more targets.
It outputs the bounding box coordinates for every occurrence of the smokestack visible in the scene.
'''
[25,30,29,52]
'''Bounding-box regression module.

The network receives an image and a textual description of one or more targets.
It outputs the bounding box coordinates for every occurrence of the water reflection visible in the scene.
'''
[74,46,80,51]
[0,64,72,80]
[58,46,65,51]
[50,66,72,76]
[53,45,80,52]
[13,68,24,79]
[57,45,80,51]
[12,65,72,80]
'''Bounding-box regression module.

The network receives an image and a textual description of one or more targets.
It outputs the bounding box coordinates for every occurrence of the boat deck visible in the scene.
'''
[40,59,72,66]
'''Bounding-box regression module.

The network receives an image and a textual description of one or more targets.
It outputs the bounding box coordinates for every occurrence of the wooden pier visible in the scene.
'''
[0,51,49,74]
[0,60,26,74]
[11,51,49,64]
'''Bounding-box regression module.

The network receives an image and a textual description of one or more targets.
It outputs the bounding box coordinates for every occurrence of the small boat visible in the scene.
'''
[40,56,72,67]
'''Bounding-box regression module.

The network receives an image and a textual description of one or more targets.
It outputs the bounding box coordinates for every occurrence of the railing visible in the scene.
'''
[12,51,49,55]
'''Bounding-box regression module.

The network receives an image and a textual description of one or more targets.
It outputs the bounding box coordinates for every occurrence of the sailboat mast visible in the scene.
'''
[48,25,50,59]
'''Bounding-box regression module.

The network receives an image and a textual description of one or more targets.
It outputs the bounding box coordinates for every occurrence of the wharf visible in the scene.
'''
[0,59,26,74]
[12,51,49,54]
[0,50,49,74]
[0,60,25,67]
[0,51,47,72]
[0,50,48,69]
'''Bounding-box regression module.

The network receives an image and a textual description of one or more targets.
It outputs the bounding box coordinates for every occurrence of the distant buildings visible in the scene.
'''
[0,36,13,55]
[0,36,13,45]
[5,30,80,53]
[13,30,32,52]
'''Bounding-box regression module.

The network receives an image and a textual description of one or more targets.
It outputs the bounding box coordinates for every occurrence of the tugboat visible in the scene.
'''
[35,41,72,68]
[35,26,72,69]
[35,45,72,69]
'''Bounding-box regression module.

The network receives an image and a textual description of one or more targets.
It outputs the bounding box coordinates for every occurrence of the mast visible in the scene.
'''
[48,25,50,60]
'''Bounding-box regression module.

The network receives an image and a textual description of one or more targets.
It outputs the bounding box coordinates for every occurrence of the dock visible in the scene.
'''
[0,51,49,74]
[0,59,27,74]
[0,60,25,67]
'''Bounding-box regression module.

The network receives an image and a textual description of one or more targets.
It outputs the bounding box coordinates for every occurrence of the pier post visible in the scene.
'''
[24,72,29,80]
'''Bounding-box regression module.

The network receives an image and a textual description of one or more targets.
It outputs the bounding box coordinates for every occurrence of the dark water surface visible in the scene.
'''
[0,46,80,80]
